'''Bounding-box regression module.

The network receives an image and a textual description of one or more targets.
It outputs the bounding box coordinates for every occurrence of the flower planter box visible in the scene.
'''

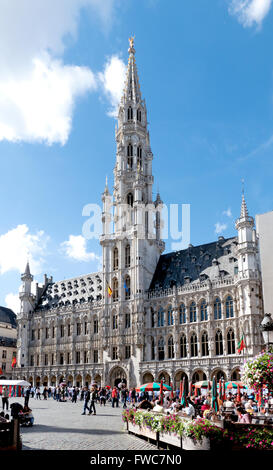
[159,432,182,448]
[128,422,157,441]
[182,436,210,451]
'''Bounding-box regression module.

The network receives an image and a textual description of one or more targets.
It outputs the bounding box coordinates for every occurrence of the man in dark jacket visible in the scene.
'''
[81,387,90,415]
[24,386,31,407]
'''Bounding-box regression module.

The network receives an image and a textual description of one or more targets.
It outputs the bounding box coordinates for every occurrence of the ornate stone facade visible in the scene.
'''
[15,39,264,389]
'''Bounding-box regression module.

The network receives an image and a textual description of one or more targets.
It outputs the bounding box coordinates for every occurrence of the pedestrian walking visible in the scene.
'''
[24,386,31,408]
[88,387,97,415]
[121,387,128,408]
[1,386,9,411]
[81,387,90,415]
[35,387,41,400]
[72,386,77,403]
[111,387,119,408]
[99,387,107,406]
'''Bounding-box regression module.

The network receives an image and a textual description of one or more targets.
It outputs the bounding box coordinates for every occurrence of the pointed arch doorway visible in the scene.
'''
[109,366,127,388]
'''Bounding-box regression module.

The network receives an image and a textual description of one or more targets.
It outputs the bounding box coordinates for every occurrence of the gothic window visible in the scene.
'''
[168,336,174,359]
[137,146,142,169]
[127,192,134,207]
[76,323,81,335]
[113,247,119,271]
[227,328,235,355]
[113,278,118,302]
[93,318,98,334]
[112,313,118,330]
[84,351,88,363]
[225,296,234,318]
[60,353,64,365]
[215,330,223,356]
[200,300,208,321]
[151,307,155,328]
[151,337,155,360]
[190,333,198,357]
[124,275,131,300]
[125,312,131,328]
[158,337,165,361]
[180,334,187,358]
[214,297,222,320]
[127,106,133,120]
[60,325,64,337]
[137,108,141,122]
[179,304,186,324]
[157,307,164,327]
[189,302,197,323]
[201,331,209,356]
[125,244,130,268]
[125,345,131,359]
[112,347,118,360]
[94,350,98,363]
[67,352,70,364]
[167,305,174,325]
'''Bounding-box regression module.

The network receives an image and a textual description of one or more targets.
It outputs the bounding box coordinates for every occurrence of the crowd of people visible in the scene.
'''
[3,382,273,425]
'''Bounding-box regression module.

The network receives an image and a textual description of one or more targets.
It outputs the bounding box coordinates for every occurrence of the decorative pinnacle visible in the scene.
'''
[240,194,249,218]
[128,35,135,54]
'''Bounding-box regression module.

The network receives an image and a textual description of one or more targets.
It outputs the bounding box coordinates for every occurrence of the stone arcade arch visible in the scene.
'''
[142,372,154,384]
[192,370,207,383]
[67,375,73,386]
[35,376,41,387]
[93,374,101,386]
[231,368,241,381]
[210,369,226,381]
[109,366,127,388]
[85,374,91,387]
[50,376,56,386]
[75,374,82,388]
[28,376,33,385]
[42,376,48,386]
[174,371,188,391]
[157,370,171,385]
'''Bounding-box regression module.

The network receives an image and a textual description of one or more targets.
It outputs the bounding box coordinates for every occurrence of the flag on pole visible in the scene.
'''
[11,357,16,368]
[0,367,3,375]
[107,283,112,297]
[237,334,246,354]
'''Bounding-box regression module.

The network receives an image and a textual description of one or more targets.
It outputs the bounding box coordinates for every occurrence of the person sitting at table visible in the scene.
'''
[153,399,164,413]
[136,399,154,411]
[236,406,251,423]
[244,399,256,414]
[223,396,235,410]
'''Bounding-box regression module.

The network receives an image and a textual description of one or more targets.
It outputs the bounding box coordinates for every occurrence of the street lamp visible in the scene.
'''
[260,313,273,351]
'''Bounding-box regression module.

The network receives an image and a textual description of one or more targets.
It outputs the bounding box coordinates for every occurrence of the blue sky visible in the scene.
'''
[0,0,273,312]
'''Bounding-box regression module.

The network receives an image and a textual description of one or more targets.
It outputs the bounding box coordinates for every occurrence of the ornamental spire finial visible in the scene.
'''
[128,35,135,54]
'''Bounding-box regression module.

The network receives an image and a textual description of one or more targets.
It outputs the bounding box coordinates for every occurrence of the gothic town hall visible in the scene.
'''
[15,39,264,389]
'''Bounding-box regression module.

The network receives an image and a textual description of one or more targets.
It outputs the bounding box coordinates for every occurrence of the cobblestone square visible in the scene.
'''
[6,396,157,451]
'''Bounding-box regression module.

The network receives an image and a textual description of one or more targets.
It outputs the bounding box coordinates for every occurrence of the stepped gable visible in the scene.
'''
[149,236,238,291]
[36,272,103,311]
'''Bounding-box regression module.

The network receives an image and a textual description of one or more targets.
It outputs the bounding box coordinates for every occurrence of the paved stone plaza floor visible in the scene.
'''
[6,396,157,451]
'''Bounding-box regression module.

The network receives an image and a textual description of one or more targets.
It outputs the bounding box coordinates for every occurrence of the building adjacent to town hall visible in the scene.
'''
[15,39,264,389]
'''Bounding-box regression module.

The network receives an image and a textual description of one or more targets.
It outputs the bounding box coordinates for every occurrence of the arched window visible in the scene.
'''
[127,192,134,207]
[200,300,208,321]
[179,304,186,324]
[225,296,234,318]
[190,302,196,323]
[201,331,209,356]
[168,336,174,359]
[137,109,141,122]
[151,307,155,328]
[125,312,131,328]
[137,146,142,169]
[180,334,187,358]
[151,337,155,360]
[167,305,174,325]
[112,278,118,302]
[112,313,118,329]
[113,247,118,271]
[125,244,130,268]
[190,333,198,357]
[215,330,223,356]
[127,106,133,120]
[227,328,235,354]
[157,307,164,327]
[158,337,164,361]
[124,275,130,300]
[214,298,222,320]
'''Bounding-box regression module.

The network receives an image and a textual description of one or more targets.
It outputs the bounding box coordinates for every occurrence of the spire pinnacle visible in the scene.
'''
[240,193,249,218]
[121,36,142,105]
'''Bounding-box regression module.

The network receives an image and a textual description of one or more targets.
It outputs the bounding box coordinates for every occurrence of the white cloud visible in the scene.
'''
[223,208,232,217]
[5,292,20,315]
[98,55,127,117]
[61,234,100,262]
[0,224,49,275]
[228,0,272,28]
[0,0,116,145]
[215,222,228,234]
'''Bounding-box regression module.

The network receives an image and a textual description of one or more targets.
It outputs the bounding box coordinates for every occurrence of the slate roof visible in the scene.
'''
[149,236,238,291]
[0,307,17,328]
[36,272,103,311]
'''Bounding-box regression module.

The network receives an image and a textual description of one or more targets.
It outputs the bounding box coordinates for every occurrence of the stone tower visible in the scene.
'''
[17,262,34,368]
[100,37,165,386]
